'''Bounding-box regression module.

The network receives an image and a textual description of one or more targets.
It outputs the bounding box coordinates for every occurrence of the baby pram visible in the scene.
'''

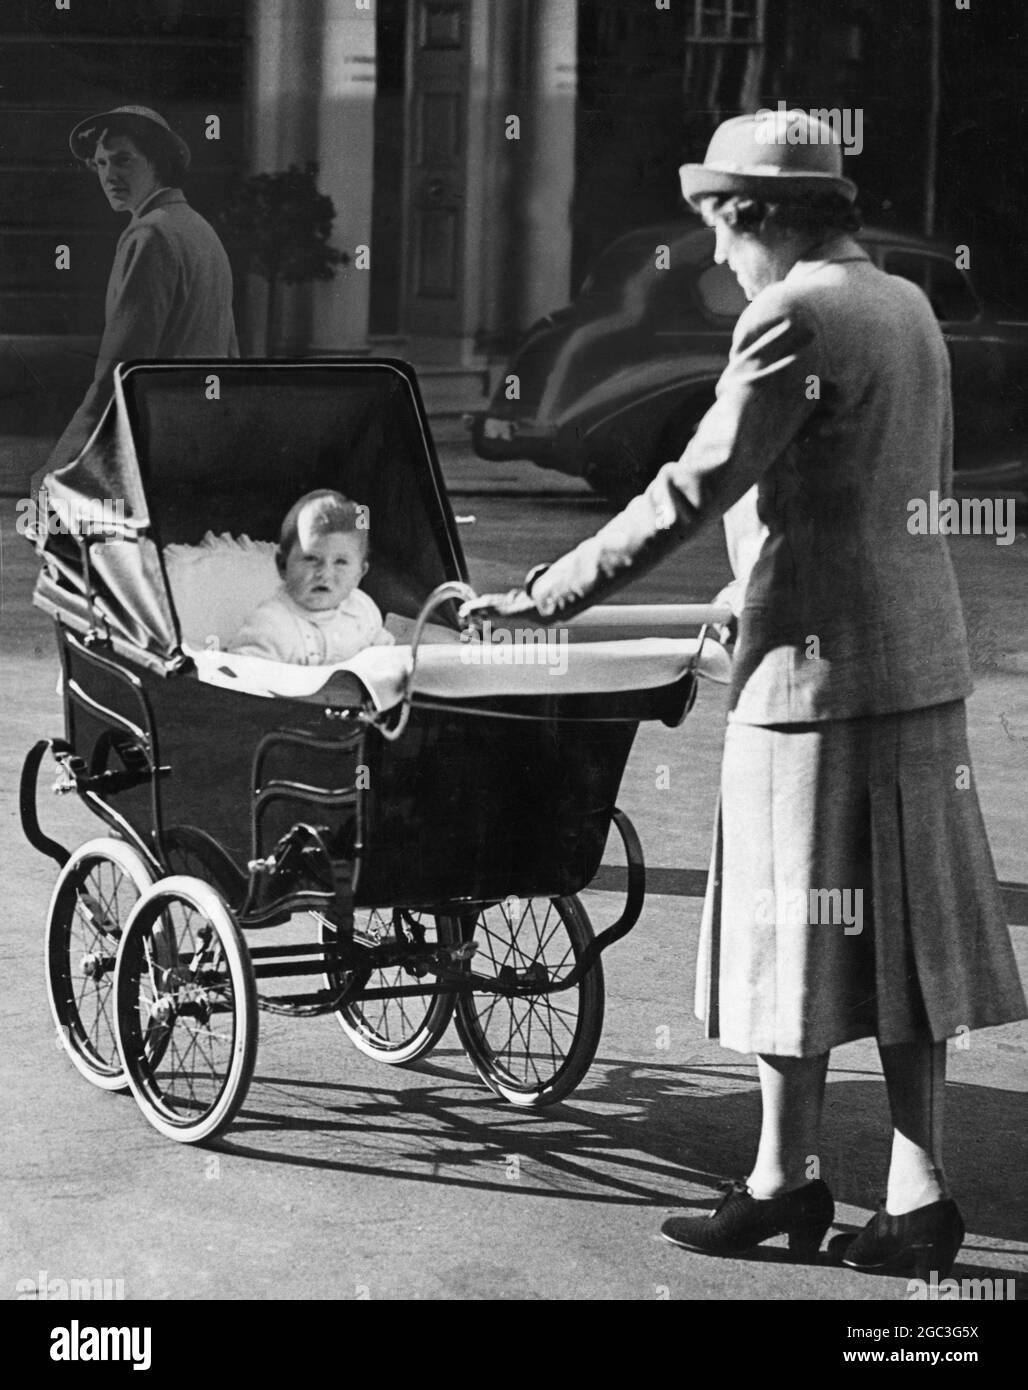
[21,359,729,1143]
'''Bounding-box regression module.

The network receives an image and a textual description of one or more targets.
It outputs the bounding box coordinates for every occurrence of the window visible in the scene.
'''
[883,250,980,323]
[688,0,765,44]
[682,1,766,126]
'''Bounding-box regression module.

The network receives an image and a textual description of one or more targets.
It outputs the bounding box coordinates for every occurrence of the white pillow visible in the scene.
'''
[163,531,280,651]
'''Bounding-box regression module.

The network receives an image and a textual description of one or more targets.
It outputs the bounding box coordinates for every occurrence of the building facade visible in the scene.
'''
[1,0,1024,474]
[252,0,578,372]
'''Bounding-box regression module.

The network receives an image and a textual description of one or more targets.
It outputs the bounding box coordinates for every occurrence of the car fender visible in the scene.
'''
[552,355,724,463]
[557,353,724,425]
[546,371,720,484]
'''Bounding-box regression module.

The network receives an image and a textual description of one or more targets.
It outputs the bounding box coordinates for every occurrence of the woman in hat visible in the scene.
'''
[39,106,238,479]
[464,110,1026,1278]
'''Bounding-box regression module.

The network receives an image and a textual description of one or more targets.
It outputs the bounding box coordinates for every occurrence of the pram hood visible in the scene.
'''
[30,360,468,673]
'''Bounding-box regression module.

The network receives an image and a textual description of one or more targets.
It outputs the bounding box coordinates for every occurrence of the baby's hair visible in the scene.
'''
[276,489,369,572]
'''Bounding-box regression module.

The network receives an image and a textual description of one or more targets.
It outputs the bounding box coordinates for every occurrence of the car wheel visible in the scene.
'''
[583,437,652,507]
[583,398,714,506]
[651,396,714,476]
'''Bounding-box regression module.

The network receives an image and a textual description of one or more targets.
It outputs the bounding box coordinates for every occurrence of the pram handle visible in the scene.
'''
[409,580,479,665]
[370,587,733,742]
[370,580,478,742]
[564,603,734,630]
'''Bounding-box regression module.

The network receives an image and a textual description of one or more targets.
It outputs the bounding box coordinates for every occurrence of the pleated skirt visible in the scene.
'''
[694,700,1027,1056]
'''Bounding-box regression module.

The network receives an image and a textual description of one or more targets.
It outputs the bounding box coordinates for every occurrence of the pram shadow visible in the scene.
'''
[215,1052,1027,1278]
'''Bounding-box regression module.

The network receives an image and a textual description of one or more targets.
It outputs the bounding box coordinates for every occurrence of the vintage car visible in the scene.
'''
[471,220,1028,504]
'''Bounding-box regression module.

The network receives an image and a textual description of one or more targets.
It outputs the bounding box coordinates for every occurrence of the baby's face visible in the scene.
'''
[282,531,368,612]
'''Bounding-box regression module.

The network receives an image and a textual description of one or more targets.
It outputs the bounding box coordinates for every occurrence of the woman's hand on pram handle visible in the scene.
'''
[710,581,743,650]
[458,561,554,630]
[459,588,544,629]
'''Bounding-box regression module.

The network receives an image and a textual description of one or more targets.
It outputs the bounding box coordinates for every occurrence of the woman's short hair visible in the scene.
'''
[86,114,188,186]
[699,191,862,238]
[277,490,370,570]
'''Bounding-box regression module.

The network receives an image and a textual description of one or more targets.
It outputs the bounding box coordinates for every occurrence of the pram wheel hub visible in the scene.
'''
[148,995,176,1027]
[80,950,115,980]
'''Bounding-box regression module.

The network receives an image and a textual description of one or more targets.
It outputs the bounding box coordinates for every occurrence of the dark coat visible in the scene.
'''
[45,188,238,475]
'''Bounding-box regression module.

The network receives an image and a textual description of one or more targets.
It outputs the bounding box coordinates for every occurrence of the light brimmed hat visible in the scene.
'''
[69,105,191,170]
[680,110,857,208]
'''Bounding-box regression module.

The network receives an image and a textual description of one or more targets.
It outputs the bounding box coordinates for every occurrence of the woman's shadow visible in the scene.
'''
[216,1050,1027,1287]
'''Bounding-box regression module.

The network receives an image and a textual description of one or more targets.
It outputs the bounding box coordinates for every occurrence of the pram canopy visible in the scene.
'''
[32,359,467,671]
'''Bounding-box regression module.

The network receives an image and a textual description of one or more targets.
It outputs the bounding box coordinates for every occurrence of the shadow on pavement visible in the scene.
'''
[213,1054,1027,1283]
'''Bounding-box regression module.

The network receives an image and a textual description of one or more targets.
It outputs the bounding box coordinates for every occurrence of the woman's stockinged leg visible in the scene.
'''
[660,1049,835,1255]
[748,1052,830,1199]
[829,1039,962,1278]
[879,1037,947,1214]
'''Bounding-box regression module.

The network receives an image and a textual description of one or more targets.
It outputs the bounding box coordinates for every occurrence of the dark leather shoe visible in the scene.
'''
[829,1198,964,1281]
[661,1179,834,1260]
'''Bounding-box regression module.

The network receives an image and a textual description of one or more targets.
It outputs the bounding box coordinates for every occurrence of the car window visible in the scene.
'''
[695,262,749,321]
[883,250,980,323]
[644,258,746,331]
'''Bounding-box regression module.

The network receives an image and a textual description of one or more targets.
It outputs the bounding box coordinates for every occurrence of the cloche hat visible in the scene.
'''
[69,105,191,170]
[680,110,857,208]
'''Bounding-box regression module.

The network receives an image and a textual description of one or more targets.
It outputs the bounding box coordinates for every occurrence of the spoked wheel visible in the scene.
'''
[114,876,257,1143]
[455,895,604,1106]
[320,909,460,1064]
[45,837,155,1091]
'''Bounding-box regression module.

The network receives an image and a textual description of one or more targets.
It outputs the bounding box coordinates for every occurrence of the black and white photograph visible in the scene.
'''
[1,0,1026,1341]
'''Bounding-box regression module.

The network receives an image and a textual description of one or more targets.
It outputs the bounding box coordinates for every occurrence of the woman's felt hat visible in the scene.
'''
[680,110,857,208]
[68,105,191,170]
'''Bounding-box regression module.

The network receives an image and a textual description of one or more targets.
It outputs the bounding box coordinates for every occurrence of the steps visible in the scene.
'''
[398,361,493,445]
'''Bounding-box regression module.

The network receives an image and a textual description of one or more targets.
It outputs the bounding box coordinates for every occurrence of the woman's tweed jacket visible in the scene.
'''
[530,236,973,724]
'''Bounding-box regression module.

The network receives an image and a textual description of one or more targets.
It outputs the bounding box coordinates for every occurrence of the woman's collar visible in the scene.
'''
[130,186,184,221]
[786,235,869,281]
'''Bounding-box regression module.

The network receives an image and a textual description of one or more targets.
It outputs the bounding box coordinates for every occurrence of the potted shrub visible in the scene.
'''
[216,161,347,354]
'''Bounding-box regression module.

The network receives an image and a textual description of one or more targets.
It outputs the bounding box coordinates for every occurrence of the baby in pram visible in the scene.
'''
[230,489,394,665]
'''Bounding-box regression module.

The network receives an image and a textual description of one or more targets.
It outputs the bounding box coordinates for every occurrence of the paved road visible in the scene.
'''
[1,447,1025,1301]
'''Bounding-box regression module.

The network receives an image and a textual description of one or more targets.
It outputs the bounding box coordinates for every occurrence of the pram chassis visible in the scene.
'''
[22,357,724,1144]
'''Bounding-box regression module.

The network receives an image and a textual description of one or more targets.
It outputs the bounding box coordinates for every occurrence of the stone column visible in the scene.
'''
[250,0,321,170]
[308,0,377,354]
[247,0,323,353]
[464,0,520,355]
[517,0,577,327]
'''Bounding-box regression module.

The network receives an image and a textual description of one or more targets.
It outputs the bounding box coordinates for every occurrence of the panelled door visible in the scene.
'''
[402,0,470,336]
